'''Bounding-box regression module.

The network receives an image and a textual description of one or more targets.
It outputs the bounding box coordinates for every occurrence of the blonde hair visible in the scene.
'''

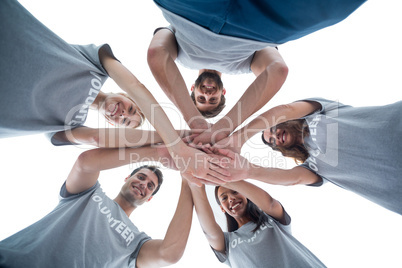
[103,92,145,128]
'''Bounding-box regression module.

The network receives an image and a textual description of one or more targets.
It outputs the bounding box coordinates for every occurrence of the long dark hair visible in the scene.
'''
[214,186,268,233]
[262,119,310,164]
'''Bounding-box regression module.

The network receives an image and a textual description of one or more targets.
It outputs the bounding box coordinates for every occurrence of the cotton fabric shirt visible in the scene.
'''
[155,5,277,75]
[213,211,326,268]
[300,98,402,215]
[0,0,109,143]
[154,0,365,44]
[0,182,151,268]
[153,0,365,74]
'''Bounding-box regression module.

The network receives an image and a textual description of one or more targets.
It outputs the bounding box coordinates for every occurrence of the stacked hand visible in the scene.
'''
[169,143,231,187]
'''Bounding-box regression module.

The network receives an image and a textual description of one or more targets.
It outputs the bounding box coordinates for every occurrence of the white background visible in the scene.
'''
[1,1,402,267]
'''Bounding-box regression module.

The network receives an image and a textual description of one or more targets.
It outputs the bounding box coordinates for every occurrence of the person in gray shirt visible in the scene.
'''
[189,180,326,267]
[0,145,193,267]
[211,98,402,215]
[0,0,149,147]
[147,0,366,146]
[1,0,230,186]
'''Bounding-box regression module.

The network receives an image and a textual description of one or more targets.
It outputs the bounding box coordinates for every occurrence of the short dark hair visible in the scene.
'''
[191,91,226,118]
[130,165,163,196]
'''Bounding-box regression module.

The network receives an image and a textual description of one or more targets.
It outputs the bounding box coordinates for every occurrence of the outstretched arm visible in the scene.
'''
[100,45,229,185]
[52,126,191,148]
[215,100,322,152]
[66,145,167,194]
[224,180,287,224]
[193,47,288,144]
[136,179,193,268]
[213,148,321,186]
[189,183,226,252]
[147,28,209,131]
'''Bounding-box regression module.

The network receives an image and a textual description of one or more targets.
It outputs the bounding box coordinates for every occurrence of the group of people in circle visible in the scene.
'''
[1,0,401,267]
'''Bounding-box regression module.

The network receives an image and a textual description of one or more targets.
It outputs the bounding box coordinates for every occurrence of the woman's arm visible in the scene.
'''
[224,180,287,224]
[189,183,226,252]
[136,179,193,268]
[215,100,322,152]
[53,126,191,148]
[100,49,229,185]
[212,148,321,186]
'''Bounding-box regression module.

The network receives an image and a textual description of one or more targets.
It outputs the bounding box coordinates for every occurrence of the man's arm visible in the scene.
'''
[66,145,165,195]
[136,179,193,268]
[147,28,209,130]
[193,47,288,144]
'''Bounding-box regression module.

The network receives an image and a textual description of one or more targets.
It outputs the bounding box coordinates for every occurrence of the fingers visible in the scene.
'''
[214,148,236,160]
[207,155,231,169]
[182,173,203,187]
[182,133,199,144]
[197,173,227,185]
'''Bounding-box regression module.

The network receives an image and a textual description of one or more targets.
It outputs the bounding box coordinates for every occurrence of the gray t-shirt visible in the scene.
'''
[212,211,325,268]
[300,98,402,215]
[0,0,109,142]
[156,4,279,75]
[0,182,151,267]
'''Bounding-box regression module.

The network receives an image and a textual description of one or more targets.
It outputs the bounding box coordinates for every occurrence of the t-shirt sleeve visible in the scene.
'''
[154,25,174,35]
[71,43,112,75]
[44,130,79,146]
[128,236,153,268]
[297,97,349,115]
[211,232,230,264]
[59,181,100,199]
[299,162,325,187]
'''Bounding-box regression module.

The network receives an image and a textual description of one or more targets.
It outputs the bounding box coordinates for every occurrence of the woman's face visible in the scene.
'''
[263,124,302,149]
[101,93,143,128]
[217,187,248,218]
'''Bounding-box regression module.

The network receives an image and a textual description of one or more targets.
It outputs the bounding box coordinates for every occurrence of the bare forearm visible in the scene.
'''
[233,102,316,148]
[212,58,288,136]
[148,36,203,128]
[66,127,163,148]
[189,184,225,251]
[159,180,193,264]
[224,180,285,223]
[77,146,162,173]
[248,164,319,186]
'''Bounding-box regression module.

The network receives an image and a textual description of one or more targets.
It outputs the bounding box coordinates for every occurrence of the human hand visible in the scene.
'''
[170,144,230,186]
[212,133,242,154]
[209,148,250,183]
[188,117,212,132]
[191,127,229,146]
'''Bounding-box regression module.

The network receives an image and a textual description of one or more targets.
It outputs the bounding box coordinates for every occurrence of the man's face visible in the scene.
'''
[101,93,143,128]
[120,168,159,206]
[192,71,226,112]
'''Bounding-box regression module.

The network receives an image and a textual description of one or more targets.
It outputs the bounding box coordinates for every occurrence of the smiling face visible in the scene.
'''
[217,186,248,219]
[101,93,144,128]
[263,123,303,149]
[120,168,159,206]
[191,71,226,112]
